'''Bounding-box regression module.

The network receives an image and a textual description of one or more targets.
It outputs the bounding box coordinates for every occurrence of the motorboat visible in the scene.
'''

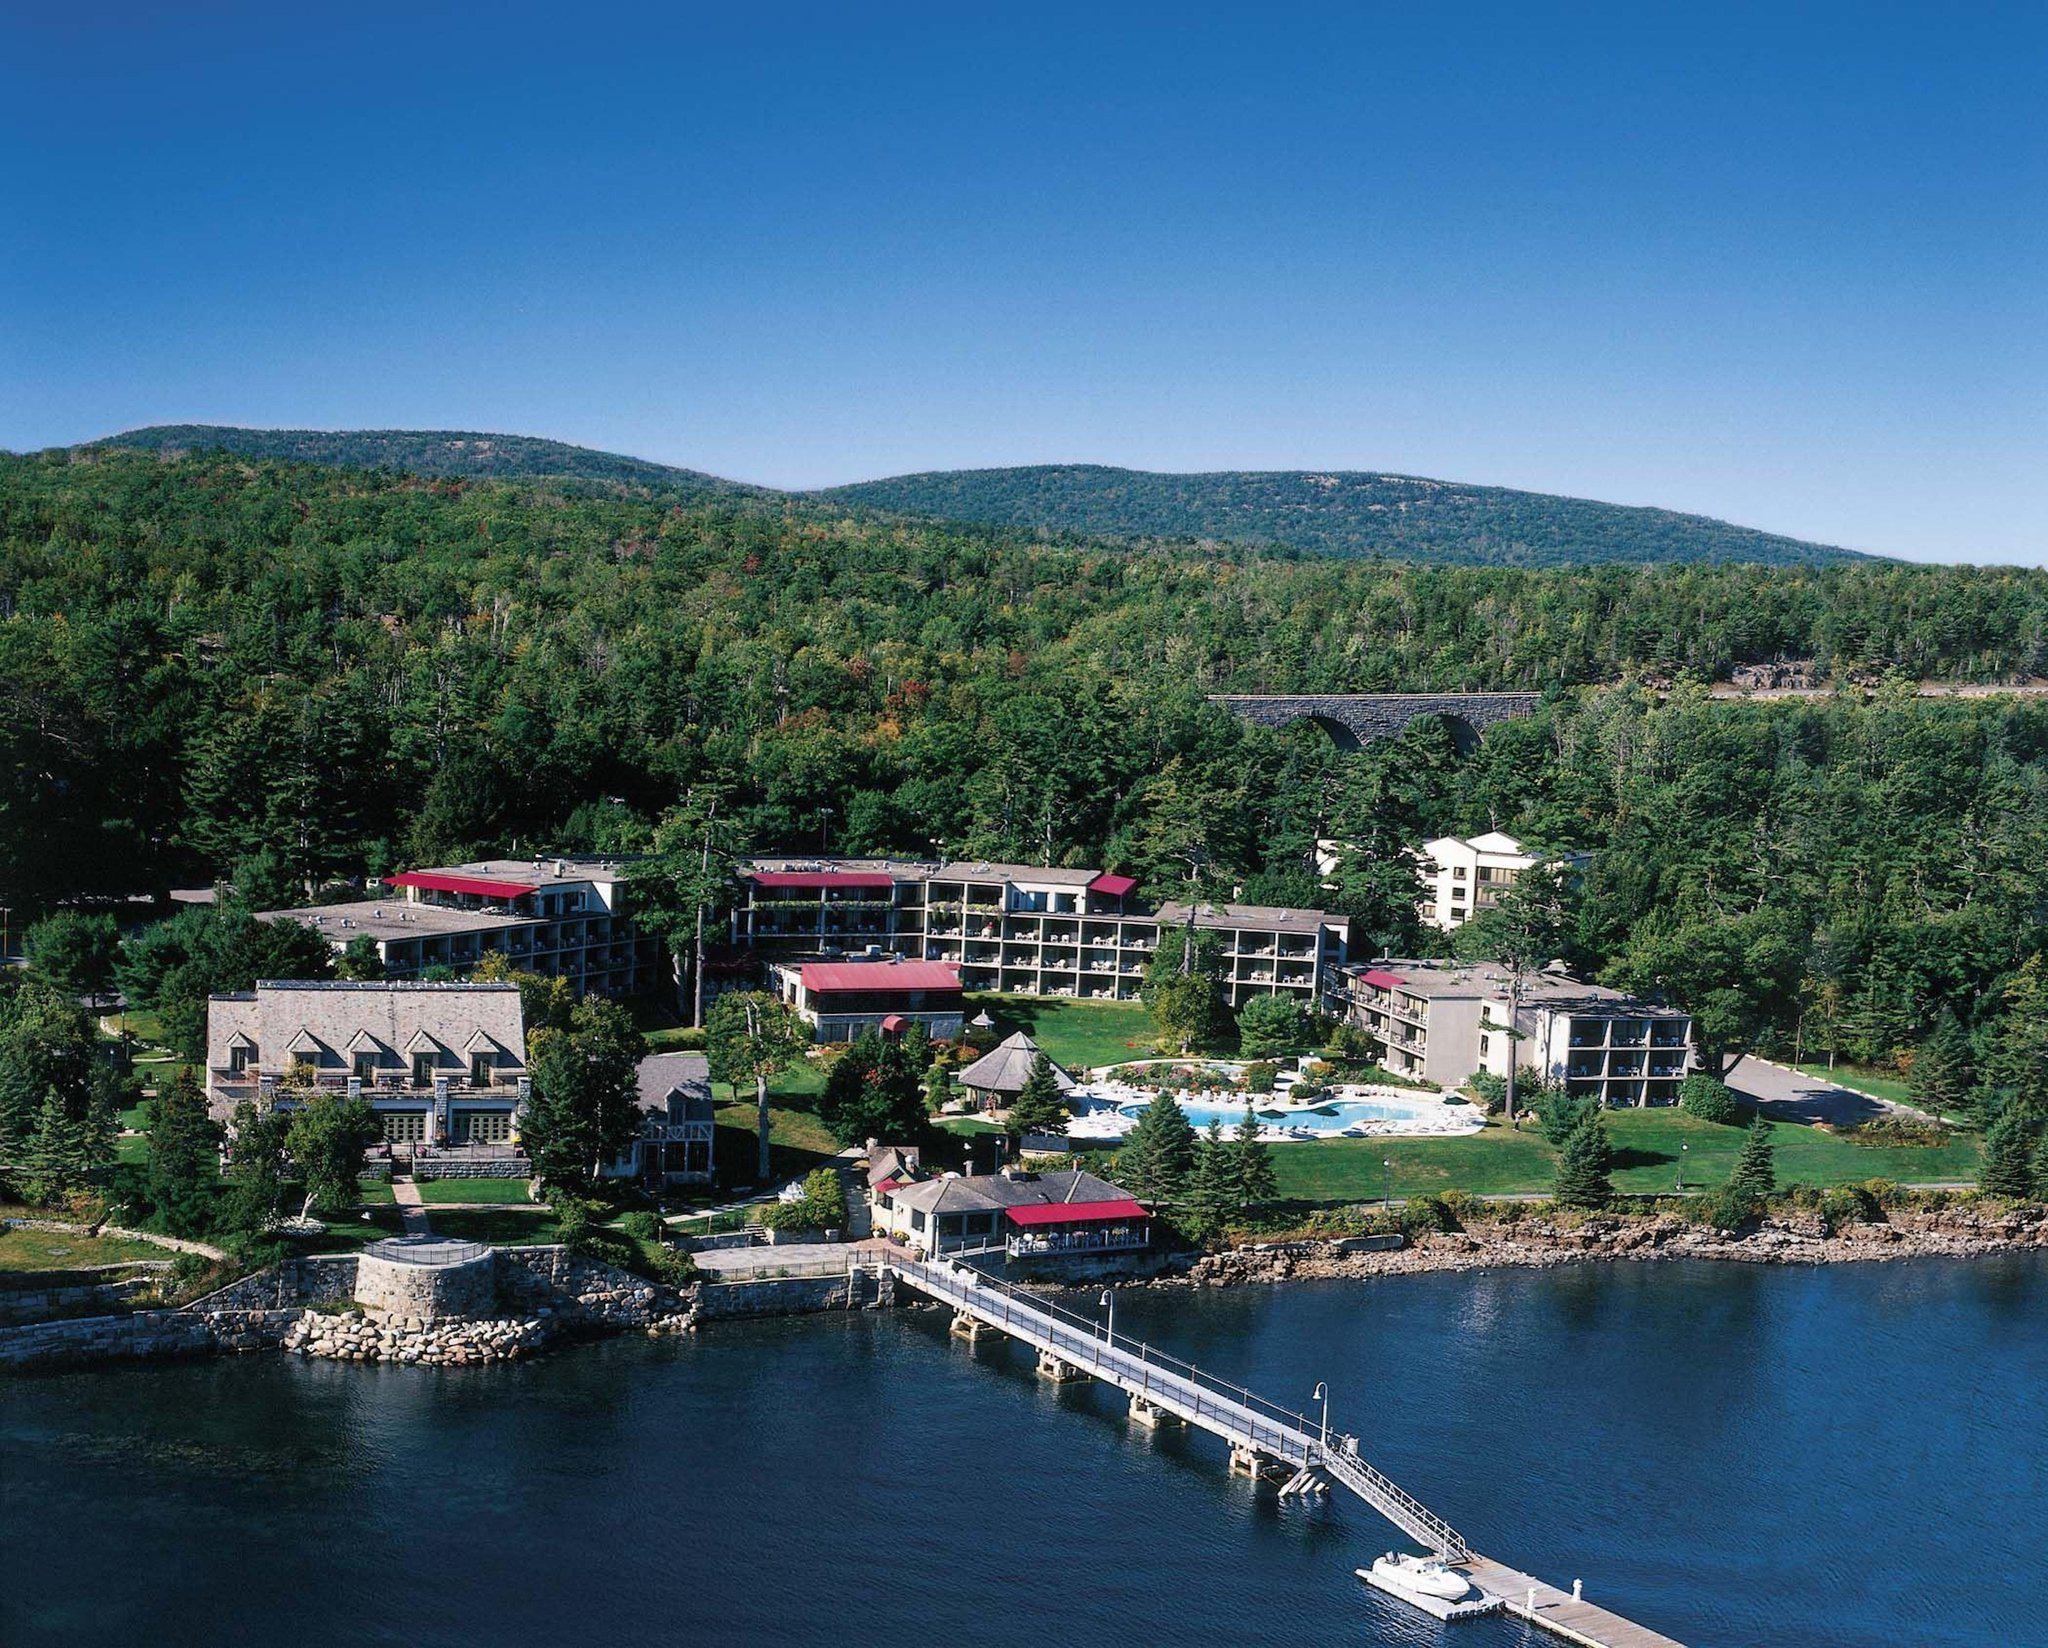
[1362,1553,1474,1604]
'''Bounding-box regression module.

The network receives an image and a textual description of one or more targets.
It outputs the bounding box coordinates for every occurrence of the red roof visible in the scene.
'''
[1088,872,1138,898]
[798,961,963,994]
[750,871,897,892]
[386,871,535,899]
[1006,1199,1148,1227]
[873,1177,902,1195]
[1361,967,1407,989]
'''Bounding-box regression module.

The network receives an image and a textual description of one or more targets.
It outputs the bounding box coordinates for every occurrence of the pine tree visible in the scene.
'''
[1119,1090,1197,1202]
[924,1060,958,1115]
[1911,1011,1974,1117]
[1231,1102,1278,1207]
[146,1070,224,1237]
[1184,1119,1238,1238]
[1979,1109,2039,1199]
[1727,1116,1778,1205]
[1552,1112,1614,1209]
[1004,1053,1069,1146]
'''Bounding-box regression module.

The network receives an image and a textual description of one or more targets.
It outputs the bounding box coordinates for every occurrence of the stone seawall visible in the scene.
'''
[496,1246,693,1329]
[695,1268,893,1321]
[0,1309,215,1370]
[188,1256,359,1312]
[282,1310,551,1365]
[0,1274,163,1327]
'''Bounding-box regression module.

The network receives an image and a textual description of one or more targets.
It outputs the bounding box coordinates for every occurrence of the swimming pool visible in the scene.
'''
[1112,1094,1448,1134]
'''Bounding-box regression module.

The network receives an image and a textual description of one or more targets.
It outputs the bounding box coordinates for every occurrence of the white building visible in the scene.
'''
[1415,832,1588,932]
[259,856,660,997]
[1330,959,1695,1105]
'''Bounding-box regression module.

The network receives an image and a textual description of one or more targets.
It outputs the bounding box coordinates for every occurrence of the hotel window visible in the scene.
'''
[229,1044,256,1075]
[464,1111,513,1144]
[383,1111,426,1143]
[353,1052,377,1082]
[1479,1034,1490,1056]
[470,1053,492,1086]
[412,1052,436,1087]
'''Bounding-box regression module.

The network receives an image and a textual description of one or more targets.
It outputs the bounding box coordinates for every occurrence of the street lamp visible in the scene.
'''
[1312,1380,1329,1450]
[1100,1287,1116,1345]
[1676,1141,1689,1192]
[1381,1158,1394,1210]
[817,806,835,852]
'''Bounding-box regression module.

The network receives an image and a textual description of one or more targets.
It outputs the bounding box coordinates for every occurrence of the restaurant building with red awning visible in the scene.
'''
[874,1165,1152,1261]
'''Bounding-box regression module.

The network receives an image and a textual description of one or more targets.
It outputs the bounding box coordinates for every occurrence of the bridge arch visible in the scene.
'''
[1210,692,1542,750]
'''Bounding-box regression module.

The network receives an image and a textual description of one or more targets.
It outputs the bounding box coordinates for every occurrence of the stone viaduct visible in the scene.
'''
[1209,692,1544,750]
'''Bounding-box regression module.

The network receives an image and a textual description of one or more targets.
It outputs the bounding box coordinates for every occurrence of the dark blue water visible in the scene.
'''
[5,1258,2045,1648]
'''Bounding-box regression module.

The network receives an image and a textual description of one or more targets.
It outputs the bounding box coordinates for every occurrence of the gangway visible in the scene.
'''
[875,1247,1685,1646]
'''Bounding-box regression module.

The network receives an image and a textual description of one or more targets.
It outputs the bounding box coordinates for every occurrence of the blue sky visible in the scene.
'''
[3,1,2043,561]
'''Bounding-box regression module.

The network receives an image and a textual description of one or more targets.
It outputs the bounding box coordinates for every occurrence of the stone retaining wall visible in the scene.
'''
[187,1256,359,1312]
[2,1217,228,1261]
[695,1269,890,1321]
[0,1309,214,1370]
[0,1275,160,1327]
[496,1246,693,1329]
[355,1248,497,1319]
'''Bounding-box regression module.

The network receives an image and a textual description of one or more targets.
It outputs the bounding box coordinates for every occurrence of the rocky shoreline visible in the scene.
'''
[1170,1204,2048,1289]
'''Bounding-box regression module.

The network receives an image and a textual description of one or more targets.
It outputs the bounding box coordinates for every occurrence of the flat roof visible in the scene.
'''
[933,860,1102,887]
[1154,900,1335,936]
[257,899,537,943]
[1342,959,1688,1015]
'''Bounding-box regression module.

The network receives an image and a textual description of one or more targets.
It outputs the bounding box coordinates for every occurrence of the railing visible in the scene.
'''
[880,1246,1470,1561]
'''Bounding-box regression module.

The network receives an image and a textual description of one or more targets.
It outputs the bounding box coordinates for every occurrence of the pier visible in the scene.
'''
[879,1247,1684,1648]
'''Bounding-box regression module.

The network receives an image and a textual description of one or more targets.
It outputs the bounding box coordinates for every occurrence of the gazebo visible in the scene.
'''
[954,1030,1075,1114]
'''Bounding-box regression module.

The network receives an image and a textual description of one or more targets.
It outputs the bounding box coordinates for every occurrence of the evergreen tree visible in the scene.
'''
[1184,1119,1238,1239]
[15,1088,95,1206]
[218,1103,291,1236]
[1118,1090,1197,1202]
[521,997,646,1188]
[1231,1102,1278,1207]
[146,1070,223,1237]
[1552,1112,1614,1209]
[1004,1053,1069,1146]
[1538,1085,1595,1145]
[1911,1010,1974,1117]
[1979,1108,2039,1199]
[1972,958,2048,1124]
[23,911,121,1010]
[337,934,385,981]
[1236,993,1304,1058]
[1727,1116,1779,1205]
[925,1059,958,1114]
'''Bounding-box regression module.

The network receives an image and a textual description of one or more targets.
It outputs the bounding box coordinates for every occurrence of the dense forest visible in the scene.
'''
[5,447,2048,1098]
[94,425,756,496]
[818,463,1868,568]
[90,427,1868,569]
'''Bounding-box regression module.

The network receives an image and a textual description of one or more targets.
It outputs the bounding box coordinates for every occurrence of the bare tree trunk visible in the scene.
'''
[756,1073,771,1183]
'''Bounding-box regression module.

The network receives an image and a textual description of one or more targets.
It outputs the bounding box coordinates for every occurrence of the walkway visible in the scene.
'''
[389,1179,433,1237]
[881,1246,1684,1647]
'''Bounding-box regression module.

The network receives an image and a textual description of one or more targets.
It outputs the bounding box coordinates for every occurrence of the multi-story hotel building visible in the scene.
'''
[259,856,661,997]
[1331,959,1695,1105]
[730,857,1347,1010]
[1414,832,1590,932]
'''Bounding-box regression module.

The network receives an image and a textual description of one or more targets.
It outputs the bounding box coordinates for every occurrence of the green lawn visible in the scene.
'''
[1792,1060,1934,1111]
[0,1226,170,1274]
[415,1177,536,1204]
[1261,1109,1984,1206]
[961,994,1157,1071]
[426,1208,564,1245]
[356,1177,397,1205]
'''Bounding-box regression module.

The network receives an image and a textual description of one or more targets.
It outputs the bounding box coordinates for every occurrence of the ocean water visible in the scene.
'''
[5,1256,2044,1647]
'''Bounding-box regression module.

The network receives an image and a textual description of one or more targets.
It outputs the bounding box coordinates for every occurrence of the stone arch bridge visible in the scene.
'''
[1210,692,1543,750]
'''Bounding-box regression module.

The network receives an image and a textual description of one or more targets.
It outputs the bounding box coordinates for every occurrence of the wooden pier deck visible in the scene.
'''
[882,1247,1687,1648]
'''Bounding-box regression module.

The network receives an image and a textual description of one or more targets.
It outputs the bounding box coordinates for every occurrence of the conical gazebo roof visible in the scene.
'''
[955,1030,1075,1097]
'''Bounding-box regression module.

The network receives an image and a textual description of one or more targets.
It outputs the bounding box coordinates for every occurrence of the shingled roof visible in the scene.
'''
[955,1030,1075,1098]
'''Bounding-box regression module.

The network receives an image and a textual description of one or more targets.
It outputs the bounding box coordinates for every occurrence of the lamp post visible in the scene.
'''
[1312,1380,1329,1451]
[817,806,835,853]
[1381,1158,1393,1210]
[1100,1287,1116,1346]
[1676,1141,1689,1193]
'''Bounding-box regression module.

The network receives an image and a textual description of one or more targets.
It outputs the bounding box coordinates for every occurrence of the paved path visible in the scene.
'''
[389,1179,433,1237]
[1723,1055,1930,1127]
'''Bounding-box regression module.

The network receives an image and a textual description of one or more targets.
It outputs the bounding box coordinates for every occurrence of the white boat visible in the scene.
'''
[1363,1553,1474,1604]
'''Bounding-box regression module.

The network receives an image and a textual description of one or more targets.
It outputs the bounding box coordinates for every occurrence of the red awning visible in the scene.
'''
[1087,872,1138,898]
[1006,1199,1148,1227]
[750,871,897,891]
[879,1013,910,1034]
[1360,968,1407,989]
[798,961,963,994]
[385,871,535,899]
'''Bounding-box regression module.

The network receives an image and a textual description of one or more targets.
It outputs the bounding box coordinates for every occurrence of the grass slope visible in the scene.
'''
[818,464,1866,568]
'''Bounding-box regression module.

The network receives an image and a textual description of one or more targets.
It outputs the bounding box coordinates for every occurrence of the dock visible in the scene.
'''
[879,1246,1687,1648]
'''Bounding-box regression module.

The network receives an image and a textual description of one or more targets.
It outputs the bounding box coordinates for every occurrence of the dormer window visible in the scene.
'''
[353,1052,377,1082]
[470,1053,492,1086]
[229,1044,257,1076]
[412,1052,435,1088]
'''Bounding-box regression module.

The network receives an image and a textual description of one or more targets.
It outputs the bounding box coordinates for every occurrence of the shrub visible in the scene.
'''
[758,1197,820,1233]
[1698,1186,1755,1232]
[1678,1073,1751,1126]
[1818,1184,1882,1231]
[1243,1061,1280,1095]
[1862,1177,1905,1209]
[1402,1194,1457,1235]
[619,1211,662,1243]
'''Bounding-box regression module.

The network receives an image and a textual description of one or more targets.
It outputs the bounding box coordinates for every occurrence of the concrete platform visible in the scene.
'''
[1357,1566,1503,1621]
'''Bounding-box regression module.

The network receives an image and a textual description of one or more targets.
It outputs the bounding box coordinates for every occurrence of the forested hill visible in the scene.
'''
[82,428,1869,567]
[91,425,761,496]
[815,464,1867,568]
